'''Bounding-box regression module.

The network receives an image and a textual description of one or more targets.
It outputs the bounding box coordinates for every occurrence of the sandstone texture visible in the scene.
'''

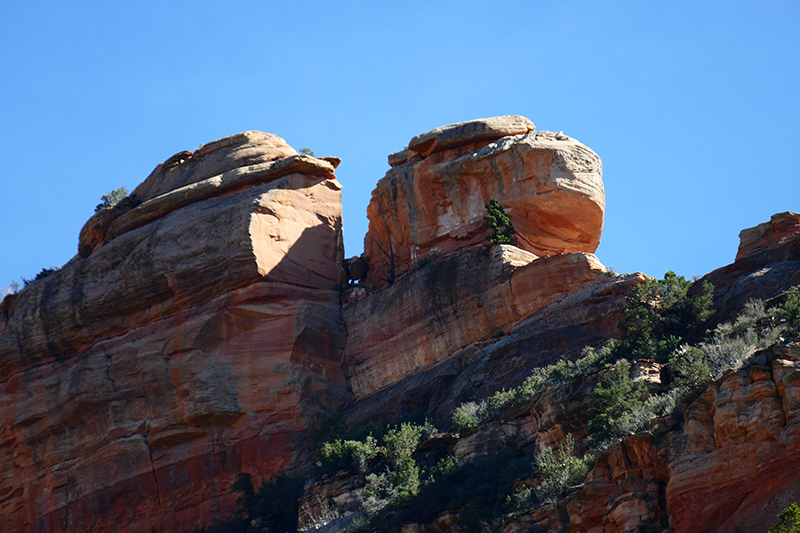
[0,133,348,532]
[737,211,800,261]
[363,117,605,285]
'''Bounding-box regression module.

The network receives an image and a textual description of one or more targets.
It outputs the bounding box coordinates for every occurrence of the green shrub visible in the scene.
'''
[412,249,441,270]
[299,148,315,157]
[617,271,714,363]
[451,402,487,434]
[318,436,379,473]
[531,434,594,502]
[775,287,800,336]
[587,361,646,443]
[95,185,129,212]
[484,200,515,245]
[22,267,60,286]
[770,502,800,533]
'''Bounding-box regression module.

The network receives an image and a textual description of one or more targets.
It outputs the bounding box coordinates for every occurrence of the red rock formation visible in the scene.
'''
[344,249,616,397]
[0,133,349,532]
[362,116,605,285]
[737,211,800,261]
[694,211,800,322]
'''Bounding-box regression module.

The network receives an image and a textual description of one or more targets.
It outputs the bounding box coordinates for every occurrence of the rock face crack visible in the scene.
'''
[144,424,166,532]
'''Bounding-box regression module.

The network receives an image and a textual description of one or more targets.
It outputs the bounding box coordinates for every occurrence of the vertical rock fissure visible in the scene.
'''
[142,393,165,532]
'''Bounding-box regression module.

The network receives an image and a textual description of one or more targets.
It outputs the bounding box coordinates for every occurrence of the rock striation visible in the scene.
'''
[0,133,349,532]
[344,248,620,398]
[363,116,605,285]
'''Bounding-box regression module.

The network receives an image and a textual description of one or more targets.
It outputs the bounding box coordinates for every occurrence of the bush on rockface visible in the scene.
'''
[616,271,715,363]
[95,185,129,212]
[484,200,515,245]
[770,502,800,533]
[21,267,60,286]
[508,434,595,509]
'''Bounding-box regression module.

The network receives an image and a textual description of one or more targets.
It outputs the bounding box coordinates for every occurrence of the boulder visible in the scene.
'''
[363,119,604,285]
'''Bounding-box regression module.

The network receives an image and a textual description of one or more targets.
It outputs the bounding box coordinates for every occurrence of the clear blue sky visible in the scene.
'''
[2,1,798,290]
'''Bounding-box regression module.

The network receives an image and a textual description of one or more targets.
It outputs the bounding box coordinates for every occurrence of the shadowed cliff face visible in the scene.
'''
[0,134,350,532]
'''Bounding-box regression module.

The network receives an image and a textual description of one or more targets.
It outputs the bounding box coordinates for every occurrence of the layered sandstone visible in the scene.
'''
[341,265,644,428]
[344,248,617,398]
[0,134,348,532]
[363,116,605,285]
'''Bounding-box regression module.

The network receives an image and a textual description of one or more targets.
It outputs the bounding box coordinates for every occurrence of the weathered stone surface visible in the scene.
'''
[737,211,800,261]
[135,131,298,203]
[363,120,604,285]
[662,343,800,533]
[407,115,535,157]
[343,250,614,398]
[78,131,304,258]
[0,132,348,532]
[514,340,800,533]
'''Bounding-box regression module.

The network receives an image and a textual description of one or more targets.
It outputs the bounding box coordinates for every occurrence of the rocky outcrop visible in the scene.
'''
[0,133,349,532]
[341,267,643,429]
[363,116,604,285]
[695,211,800,322]
[737,211,800,261]
[4,115,796,533]
[344,249,620,398]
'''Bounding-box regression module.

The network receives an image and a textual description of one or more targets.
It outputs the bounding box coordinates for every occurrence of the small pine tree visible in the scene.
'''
[484,200,515,244]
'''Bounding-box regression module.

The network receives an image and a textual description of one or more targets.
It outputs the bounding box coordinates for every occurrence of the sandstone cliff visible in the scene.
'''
[0,117,797,533]
[0,132,350,532]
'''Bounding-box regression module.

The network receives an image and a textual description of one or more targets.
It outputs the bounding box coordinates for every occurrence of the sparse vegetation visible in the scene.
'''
[484,200,515,245]
[299,148,315,157]
[21,266,60,286]
[95,185,129,212]
[411,249,441,270]
[509,434,595,509]
[1,281,21,298]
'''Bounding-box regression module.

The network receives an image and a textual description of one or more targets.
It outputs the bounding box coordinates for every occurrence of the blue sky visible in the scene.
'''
[1,1,798,290]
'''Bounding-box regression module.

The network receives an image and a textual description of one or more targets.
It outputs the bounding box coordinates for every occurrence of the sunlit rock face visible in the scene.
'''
[362,116,605,286]
[0,133,349,532]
